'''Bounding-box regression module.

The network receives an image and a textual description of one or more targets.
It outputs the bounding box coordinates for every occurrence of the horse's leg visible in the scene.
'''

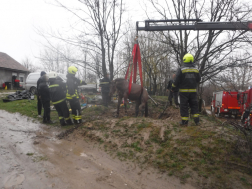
[116,97,122,117]
[135,100,140,117]
[139,101,146,117]
[124,97,128,116]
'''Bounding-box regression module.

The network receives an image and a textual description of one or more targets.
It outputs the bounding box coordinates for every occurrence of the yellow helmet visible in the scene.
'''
[68,66,78,74]
[183,53,194,63]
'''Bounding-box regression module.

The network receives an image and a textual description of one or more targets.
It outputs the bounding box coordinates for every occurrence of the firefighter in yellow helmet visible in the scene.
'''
[172,53,201,126]
[66,66,87,124]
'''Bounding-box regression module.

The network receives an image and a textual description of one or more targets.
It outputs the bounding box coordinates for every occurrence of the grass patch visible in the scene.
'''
[33,155,48,162]
[84,115,252,188]
[1,93,252,188]
[0,89,16,93]
[0,97,39,118]
[0,95,75,127]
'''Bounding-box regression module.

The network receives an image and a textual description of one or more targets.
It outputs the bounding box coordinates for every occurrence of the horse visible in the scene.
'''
[109,78,149,117]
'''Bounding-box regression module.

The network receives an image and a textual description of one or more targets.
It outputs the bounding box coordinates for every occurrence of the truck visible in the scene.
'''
[211,91,240,117]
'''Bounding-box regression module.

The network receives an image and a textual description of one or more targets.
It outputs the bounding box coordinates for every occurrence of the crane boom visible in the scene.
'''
[136,19,252,32]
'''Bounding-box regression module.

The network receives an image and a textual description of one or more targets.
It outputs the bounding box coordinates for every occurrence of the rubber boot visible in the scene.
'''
[60,119,66,126]
[194,117,199,126]
[170,101,172,106]
[66,119,73,125]
[74,119,82,124]
[179,120,188,126]
[43,119,47,124]
[47,120,54,124]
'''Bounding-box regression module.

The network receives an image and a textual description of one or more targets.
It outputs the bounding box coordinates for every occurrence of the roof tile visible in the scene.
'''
[0,52,30,72]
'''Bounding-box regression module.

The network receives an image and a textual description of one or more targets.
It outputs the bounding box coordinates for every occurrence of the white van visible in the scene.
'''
[25,72,66,94]
[78,78,100,93]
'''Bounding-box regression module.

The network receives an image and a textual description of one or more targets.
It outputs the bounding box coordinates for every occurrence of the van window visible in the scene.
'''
[28,74,39,80]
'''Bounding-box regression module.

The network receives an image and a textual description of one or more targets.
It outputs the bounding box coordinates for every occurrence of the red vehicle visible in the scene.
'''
[237,88,252,128]
[211,91,240,117]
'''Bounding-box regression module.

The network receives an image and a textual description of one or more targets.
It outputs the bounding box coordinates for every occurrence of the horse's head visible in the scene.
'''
[109,80,116,96]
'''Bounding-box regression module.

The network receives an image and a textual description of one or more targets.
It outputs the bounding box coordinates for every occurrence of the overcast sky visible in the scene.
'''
[0,0,147,65]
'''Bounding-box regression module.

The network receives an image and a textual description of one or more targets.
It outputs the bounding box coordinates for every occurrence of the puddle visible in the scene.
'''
[80,152,88,157]
[0,109,196,189]
[0,109,70,189]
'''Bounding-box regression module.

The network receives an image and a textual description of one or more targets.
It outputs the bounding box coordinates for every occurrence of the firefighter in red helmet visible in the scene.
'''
[172,53,201,126]
[66,66,87,124]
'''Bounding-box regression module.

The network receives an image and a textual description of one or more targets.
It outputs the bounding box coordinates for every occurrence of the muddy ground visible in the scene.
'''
[0,109,194,189]
[1,97,252,189]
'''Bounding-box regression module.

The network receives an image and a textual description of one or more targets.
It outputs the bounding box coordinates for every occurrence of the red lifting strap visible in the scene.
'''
[125,43,143,94]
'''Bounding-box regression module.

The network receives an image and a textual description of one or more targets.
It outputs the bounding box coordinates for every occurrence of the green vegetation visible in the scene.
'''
[0,97,39,118]
[0,96,68,127]
[80,115,252,188]
[0,89,16,93]
[1,92,252,188]
[33,155,48,162]
[26,152,34,156]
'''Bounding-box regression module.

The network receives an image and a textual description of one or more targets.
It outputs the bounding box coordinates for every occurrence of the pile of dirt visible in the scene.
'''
[66,105,252,189]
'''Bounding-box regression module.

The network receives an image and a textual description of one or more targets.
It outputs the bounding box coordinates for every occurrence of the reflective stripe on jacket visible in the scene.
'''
[49,78,66,104]
[173,63,201,92]
[66,73,83,99]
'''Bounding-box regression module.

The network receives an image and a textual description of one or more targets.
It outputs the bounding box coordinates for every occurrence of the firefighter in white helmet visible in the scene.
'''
[172,53,201,126]
[66,66,87,124]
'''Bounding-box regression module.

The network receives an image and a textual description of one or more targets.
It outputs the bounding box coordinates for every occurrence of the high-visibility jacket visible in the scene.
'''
[168,79,179,92]
[66,73,86,99]
[173,63,201,92]
[49,78,66,105]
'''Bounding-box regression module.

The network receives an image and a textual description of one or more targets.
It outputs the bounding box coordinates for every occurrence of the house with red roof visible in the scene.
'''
[0,52,30,89]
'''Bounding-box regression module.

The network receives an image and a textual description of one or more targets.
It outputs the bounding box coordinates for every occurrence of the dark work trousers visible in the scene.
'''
[37,96,42,115]
[42,100,51,121]
[179,92,199,123]
[68,98,82,124]
[54,100,71,126]
[242,110,250,123]
[168,91,179,105]
[102,91,109,107]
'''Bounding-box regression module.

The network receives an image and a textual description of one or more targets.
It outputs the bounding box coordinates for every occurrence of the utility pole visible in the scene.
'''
[85,52,87,81]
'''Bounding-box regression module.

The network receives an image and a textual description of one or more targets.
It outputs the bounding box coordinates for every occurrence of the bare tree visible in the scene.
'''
[118,28,175,94]
[21,57,41,72]
[40,0,126,80]
[139,33,173,94]
[216,59,252,90]
[39,47,62,73]
[145,0,252,91]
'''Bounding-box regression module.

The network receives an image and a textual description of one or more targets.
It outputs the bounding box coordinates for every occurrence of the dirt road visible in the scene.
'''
[0,109,195,189]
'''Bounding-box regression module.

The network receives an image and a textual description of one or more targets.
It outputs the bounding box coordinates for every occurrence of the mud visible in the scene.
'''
[0,109,196,189]
[0,110,65,189]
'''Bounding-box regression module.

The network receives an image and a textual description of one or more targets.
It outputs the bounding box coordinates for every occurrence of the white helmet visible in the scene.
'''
[48,72,58,79]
